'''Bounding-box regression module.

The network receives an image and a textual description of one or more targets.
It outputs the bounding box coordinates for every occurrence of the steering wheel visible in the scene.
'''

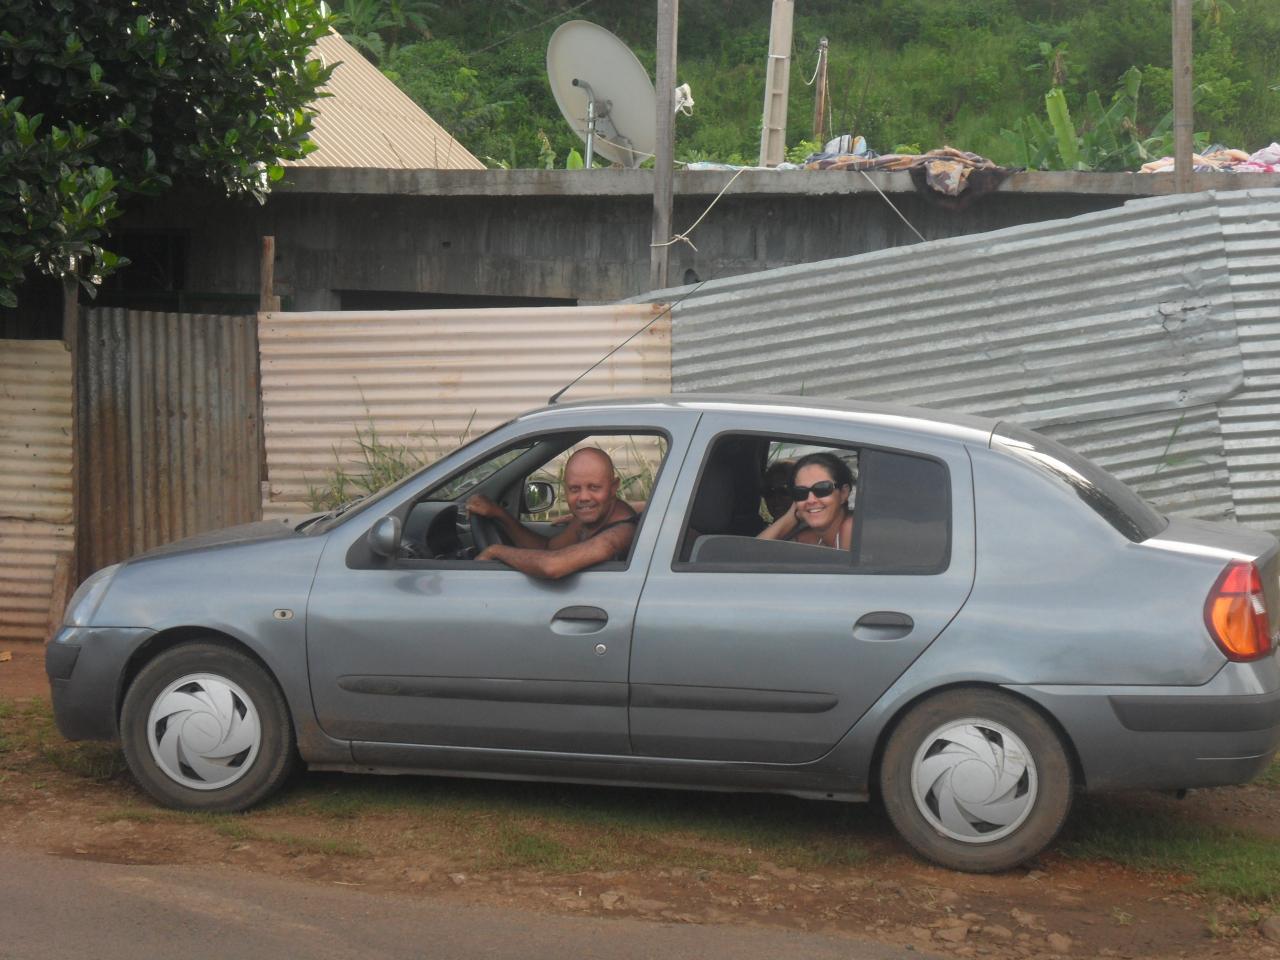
[469,512,507,552]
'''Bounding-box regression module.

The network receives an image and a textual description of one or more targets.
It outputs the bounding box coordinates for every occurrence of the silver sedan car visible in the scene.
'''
[47,395,1280,872]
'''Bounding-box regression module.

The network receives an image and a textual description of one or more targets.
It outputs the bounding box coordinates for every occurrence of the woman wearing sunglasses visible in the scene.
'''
[757,451,855,549]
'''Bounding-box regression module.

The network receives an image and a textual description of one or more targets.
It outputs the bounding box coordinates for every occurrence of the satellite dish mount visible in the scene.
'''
[548,21,655,169]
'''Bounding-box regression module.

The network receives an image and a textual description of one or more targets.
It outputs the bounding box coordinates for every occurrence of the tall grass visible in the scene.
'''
[306,415,477,512]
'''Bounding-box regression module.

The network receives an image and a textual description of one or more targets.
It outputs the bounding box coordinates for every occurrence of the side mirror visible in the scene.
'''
[368,516,402,558]
[522,480,556,515]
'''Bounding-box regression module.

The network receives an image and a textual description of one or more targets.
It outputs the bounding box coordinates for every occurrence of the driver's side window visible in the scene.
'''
[389,431,669,567]
[524,435,668,523]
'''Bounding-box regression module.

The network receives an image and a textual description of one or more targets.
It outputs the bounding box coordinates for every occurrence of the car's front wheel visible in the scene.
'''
[120,641,296,812]
[879,688,1073,872]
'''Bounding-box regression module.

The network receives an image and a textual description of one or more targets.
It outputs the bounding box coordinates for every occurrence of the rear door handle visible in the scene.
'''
[853,611,914,642]
[551,605,609,635]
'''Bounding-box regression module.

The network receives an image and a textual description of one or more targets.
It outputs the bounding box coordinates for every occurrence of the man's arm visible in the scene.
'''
[477,523,635,580]
[465,494,548,550]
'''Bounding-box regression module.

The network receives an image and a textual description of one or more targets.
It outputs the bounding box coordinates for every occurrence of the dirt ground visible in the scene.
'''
[3,639,1278,960]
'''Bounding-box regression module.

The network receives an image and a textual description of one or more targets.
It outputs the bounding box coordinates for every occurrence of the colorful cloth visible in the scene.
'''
[804,146,1017,197]
[1140,143,1280,174]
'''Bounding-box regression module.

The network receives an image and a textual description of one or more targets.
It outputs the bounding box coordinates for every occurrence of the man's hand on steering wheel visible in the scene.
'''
[465,494,508,552]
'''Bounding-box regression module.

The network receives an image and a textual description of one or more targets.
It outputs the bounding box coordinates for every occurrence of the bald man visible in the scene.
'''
[464,447,639,580]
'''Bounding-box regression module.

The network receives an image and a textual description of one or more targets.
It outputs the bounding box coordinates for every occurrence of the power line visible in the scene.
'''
[470,0,594,56]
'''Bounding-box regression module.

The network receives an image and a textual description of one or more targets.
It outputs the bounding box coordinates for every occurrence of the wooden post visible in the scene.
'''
[1172,0,1194,194]
[46,552,74,643]
[812,37,829,144]
[758,0,795,167]
[259,235,282,312]
[649,0,678,292]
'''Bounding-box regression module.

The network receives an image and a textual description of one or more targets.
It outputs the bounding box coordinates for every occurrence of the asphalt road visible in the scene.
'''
[0,847,935,960]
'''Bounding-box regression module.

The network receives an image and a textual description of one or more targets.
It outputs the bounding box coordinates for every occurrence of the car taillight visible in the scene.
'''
[1204,561,1273,661]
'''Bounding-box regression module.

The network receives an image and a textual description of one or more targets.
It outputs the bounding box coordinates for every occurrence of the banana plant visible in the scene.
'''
[1002,67,1210,172]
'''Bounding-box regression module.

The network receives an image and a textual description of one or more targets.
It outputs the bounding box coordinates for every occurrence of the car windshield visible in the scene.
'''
[303,419,518,534]
[992,422,1167,543]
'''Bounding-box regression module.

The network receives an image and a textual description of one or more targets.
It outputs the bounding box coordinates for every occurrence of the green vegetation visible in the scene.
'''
[1,0,335,307]
[1062,796,1280,902]
[1257,758,1280,787]
[332,0,1280,170]
[306,414,476,511]
[0,697,126,780]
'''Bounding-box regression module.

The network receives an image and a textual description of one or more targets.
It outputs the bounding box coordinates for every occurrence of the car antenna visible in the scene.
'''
[548,278,709,405]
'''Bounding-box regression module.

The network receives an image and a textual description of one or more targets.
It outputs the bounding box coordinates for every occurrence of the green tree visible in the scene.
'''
[0,0,335,308]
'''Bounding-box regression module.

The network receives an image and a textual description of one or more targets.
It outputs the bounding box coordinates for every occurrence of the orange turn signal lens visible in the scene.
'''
[1204,561,1273,662]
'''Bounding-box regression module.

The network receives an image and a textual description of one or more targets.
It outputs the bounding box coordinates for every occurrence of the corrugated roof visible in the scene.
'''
[286,32,485,170]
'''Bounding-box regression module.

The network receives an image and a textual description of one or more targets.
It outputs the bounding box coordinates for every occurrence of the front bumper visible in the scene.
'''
[46,626,156,741]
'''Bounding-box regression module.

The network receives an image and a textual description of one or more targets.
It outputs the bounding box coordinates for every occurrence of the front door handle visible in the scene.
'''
[551,605,609,635]
[853,611,914,642]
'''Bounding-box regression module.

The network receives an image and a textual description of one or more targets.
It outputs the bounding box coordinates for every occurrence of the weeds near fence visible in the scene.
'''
[306,414,477,512]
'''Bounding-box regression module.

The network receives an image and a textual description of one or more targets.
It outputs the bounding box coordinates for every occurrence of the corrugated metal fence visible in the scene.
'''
[77,309,263,580]
[662,188,1280,532]
[258,304,672,519]
[0,340,73,642]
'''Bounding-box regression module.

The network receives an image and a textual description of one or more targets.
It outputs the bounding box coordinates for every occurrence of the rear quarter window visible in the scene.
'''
[854,447,951,573]
[992,423,1167,543]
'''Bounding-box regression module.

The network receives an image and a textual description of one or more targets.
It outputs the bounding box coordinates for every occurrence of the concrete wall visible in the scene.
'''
[112,168,1279,314]
[128,191,1115,310]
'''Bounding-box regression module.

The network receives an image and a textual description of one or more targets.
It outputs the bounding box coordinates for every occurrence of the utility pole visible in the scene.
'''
[812,37,829,144]
[758,0,794,167]
[649,0,677,291]
[1172,0,1194,194]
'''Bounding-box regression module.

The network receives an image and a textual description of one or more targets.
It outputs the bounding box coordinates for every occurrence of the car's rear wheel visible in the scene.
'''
[879,688,1073,872]
[120,641,296,812]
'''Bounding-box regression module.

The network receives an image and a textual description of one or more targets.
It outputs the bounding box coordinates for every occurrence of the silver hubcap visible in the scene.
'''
[146,673,261,791]
[911,717,1037,843]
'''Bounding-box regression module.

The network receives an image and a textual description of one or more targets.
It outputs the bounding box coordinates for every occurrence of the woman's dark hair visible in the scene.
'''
[790,451,854,489]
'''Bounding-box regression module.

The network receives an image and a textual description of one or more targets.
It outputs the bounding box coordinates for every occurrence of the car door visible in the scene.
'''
[629,411,976,764]
[305,409,699,758]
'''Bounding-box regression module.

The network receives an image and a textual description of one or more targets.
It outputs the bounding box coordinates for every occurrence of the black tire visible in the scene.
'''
[879,688,1073,873]
[120,641,296,812]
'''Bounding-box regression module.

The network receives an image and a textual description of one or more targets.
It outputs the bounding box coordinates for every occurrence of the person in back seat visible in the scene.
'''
[761,458,796,523]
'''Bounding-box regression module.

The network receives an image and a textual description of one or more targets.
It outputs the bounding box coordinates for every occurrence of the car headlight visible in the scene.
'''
[62,563,121,628]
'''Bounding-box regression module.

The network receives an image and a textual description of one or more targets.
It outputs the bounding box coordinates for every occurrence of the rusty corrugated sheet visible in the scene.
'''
[287,32,485,170]
[77,310,263,579]
[0,339,74,640]
[660,189,1280,530]
[258,304,671,518]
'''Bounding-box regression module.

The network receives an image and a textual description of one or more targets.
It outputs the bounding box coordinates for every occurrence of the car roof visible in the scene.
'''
[518,393,998,445]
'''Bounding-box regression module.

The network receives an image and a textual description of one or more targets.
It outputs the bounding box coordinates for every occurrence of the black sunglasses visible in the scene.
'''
[790,481,841,501]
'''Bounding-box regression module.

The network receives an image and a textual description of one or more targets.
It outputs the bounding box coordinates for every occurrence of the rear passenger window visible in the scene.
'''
[675,434,950,575]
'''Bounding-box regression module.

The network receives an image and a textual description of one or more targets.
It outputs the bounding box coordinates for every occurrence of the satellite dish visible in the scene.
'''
[547,20,656,168]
